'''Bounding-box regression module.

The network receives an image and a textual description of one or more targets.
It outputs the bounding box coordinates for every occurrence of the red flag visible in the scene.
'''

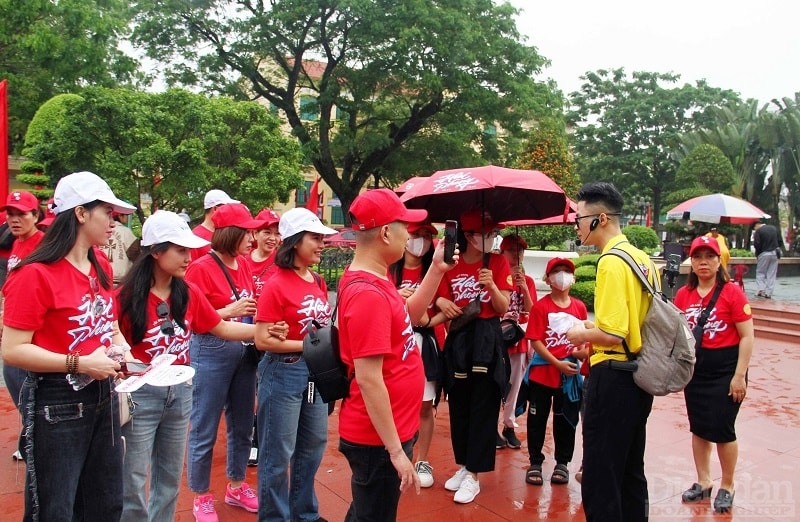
[0,80,8,199]
[305,177,321,216]
[645,204,652,228]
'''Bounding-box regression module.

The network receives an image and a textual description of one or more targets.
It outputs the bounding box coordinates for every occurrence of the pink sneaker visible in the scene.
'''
[193,494,219,522]
[225,482,259,513]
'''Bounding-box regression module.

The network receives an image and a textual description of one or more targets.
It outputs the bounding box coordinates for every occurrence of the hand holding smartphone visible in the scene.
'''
[120,361,150,377]
[444,220,458,264]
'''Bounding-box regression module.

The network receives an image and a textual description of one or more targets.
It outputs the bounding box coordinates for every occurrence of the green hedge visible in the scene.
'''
[573,254,600,268]
[570,281,595,311]
[729,248,754,257]
[575,265,596,282]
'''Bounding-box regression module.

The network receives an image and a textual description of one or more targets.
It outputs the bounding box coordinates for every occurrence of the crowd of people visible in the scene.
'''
[0,174,759,521]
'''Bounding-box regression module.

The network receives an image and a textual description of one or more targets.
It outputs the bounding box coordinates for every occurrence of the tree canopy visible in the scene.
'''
[0,0,138,152]
[25,88,303,221]
[130,0,556,215]
[567,69,740,225]
[674,143,736,198]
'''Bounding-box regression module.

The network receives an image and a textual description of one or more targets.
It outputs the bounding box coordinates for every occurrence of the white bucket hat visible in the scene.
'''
[279,208,337,238]
[142,210,210,248]
[52,171,136,215]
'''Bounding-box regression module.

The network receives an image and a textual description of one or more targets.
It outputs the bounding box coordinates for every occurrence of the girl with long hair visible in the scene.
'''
[2,171,135,521]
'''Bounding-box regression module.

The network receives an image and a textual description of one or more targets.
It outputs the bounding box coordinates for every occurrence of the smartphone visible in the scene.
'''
[443,220,458,264]
[121,362,150,376]
[667,253,681,273]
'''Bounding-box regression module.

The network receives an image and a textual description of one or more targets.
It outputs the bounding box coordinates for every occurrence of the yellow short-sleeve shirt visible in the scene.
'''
[590,234,654,366]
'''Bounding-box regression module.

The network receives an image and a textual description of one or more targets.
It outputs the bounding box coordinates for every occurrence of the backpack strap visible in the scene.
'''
[208,251,241,300]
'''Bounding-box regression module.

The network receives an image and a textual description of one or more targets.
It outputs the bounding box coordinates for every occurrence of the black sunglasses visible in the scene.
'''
[156,302,175,336]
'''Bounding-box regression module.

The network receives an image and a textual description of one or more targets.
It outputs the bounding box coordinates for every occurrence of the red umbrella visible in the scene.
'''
[394,176,427,195]
[399,165,569,223]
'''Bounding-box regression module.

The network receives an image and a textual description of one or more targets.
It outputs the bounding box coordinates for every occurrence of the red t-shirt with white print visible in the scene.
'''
[674,282,751,349]
[525,294,588,388]
[118,282,222,365]
[437,253,514,318]
[7,230,44,269]
[255,268,331,340]
[338,269,424,446]
[245,251,279,302]
[185,253,255,322]
[3,257,117,356]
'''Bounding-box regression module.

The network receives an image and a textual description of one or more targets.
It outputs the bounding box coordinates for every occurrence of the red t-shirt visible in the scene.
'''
[674,282,751,349]
[189,224,213,262]
[245,251,279,302]
[437,253,513,318]
[525,294,588,388]
[3,257,116,355]
[118,282,222,364]
[185,253,255,322]
[398,265,446,347]
[256,268,331,340]
[506,273,538,354]
[338,269,424,445]
[7,230,44,269]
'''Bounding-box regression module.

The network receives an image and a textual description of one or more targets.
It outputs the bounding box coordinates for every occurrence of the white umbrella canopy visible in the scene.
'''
[666,193,770,224]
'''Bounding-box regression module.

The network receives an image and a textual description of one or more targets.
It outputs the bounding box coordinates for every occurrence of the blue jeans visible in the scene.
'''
[187,334,257,493]
[257,353,328,521]
[21,374,123,522]
[4,363,26,409]
[121,381,193,522]
[339,436,416,522]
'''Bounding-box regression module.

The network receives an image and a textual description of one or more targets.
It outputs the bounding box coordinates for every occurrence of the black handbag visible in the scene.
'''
[499,319,525,348]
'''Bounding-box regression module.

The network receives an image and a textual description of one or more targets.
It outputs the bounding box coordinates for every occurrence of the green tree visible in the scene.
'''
[758,95,800,230]
[515,118,578,249]
[130,0,555,215]
[675,144,736,194]
[0,0,138,151]
[25,88,303,222]
[567,69,740,227]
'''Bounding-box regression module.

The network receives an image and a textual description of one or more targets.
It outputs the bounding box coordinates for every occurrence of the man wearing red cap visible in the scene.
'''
[337,189,457,520]
[566,182,654,522]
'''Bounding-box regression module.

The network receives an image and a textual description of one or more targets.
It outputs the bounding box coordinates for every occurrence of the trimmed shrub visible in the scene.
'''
[729,248,754,258]
[573,254,600,268]
[623,225,660,250]
[575,265,596,282]
[570,281,595,311]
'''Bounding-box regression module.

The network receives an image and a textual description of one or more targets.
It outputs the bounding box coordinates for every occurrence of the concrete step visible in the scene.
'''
[750,301,800,344]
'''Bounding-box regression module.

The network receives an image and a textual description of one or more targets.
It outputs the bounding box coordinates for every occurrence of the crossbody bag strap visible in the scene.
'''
[695,283,724,331]
[208,251,240,300]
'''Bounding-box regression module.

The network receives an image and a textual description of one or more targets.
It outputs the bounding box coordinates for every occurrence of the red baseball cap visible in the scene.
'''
[407,220,438,236]
[255,208,281,229]
[460,209,505,233]
[2,190,39,213]
[349,189,427,231]
[500,234,527,251]
[689,235,721,256]
[38,198,57,227]
[545,257,576,275]
[211,203,267,229]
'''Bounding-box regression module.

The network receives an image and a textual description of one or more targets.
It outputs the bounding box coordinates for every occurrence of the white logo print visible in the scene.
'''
[401,311,417,361]
[296,294,332,334]
[67,294,114,352]
[432,172,481,193]
[450,274,487,303]
[684,303,728,339]
[142,322,191,364]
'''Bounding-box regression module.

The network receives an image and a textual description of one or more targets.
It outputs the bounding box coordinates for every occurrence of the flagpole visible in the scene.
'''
[0,80,8,199]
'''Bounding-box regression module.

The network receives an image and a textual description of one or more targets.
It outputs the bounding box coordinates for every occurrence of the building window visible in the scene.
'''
[330,205,344,226]
[296,180,312,205]
[300,95,318,121]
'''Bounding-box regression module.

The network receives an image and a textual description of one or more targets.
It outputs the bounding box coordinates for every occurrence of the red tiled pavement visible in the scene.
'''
[2,335,798,521]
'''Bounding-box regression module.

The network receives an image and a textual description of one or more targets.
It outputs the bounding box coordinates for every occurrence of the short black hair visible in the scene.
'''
[575,182,624,214]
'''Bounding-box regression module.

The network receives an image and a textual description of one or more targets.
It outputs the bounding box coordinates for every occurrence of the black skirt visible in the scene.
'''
[684,345,745,443]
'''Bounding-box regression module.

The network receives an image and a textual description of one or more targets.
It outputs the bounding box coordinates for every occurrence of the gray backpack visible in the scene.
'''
[603,248,696,396]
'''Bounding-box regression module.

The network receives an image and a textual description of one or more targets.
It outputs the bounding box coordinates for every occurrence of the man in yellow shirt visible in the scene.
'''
[706,227,730,270]
[566,182,654,522]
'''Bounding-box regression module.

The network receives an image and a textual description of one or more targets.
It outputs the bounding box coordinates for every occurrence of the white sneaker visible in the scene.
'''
[11,450,23,461]
[444,466,468,491]
[415,461,434,488]
[453,474,480,504]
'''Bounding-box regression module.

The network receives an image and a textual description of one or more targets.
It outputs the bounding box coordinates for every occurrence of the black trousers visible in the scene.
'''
[581,363,653,522]
[448,372,501,473]
[526,381,578,466]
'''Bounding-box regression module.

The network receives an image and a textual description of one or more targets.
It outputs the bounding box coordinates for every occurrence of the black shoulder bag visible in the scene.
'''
[692,284,724,349]
[208,251,261,364]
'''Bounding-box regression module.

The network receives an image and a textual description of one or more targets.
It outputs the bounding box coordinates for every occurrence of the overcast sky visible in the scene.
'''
[509,0,800,105]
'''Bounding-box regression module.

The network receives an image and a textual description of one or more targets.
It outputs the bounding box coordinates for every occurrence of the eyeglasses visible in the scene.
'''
[572,212,621,226]
[156,301,175,336]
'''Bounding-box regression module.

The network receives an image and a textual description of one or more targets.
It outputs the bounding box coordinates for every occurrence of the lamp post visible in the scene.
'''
[633,196,650,226]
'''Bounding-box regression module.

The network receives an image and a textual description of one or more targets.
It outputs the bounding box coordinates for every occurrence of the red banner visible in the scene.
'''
[305,177,320,216]
[0,80,8,199]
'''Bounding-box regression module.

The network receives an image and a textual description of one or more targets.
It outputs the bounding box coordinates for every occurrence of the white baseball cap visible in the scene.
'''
[279,208,337,238]
[203,189,239,209]
[52,171,136,215]
[142,210,210,248]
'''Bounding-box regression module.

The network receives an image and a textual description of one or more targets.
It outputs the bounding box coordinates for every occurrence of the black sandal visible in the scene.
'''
[714,489,734,513]
[525,465,543,486]
[682,483,712,502]
[550,463,569,484]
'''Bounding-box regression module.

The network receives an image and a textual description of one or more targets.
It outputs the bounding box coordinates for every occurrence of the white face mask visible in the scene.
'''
[406,237,431,257]
[468,233,495,253]
[550,271,575,291]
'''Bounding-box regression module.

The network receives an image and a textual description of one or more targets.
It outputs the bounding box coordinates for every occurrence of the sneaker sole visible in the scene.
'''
[224,497,258,513]
[454,490,480,504]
